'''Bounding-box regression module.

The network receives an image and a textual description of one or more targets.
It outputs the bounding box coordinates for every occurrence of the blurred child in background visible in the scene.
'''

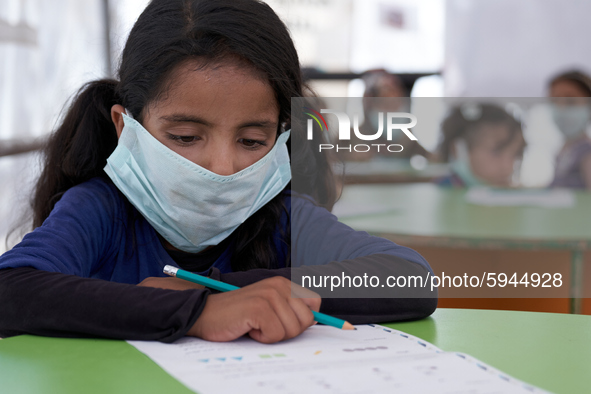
[547,70,591,189]
[362,70,429,159]
[437,103,526,188]
[339,69,429,161]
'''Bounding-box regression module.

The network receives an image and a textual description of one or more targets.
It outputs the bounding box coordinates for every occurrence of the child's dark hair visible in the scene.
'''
[439,103,523,162]
[31,0,336,271]
[548,70,591,97]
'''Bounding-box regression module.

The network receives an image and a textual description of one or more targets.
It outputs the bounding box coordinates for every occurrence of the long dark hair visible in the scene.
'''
[548,70,591,97]
[31,0,336,271]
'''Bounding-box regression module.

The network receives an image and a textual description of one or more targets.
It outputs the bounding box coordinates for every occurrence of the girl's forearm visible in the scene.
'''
[0,267,209,342]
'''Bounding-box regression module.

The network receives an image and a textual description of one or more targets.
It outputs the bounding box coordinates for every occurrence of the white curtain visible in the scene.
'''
[0,0,107,252]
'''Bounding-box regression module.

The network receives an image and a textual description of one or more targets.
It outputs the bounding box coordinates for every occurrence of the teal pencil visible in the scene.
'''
[163,265,355,330]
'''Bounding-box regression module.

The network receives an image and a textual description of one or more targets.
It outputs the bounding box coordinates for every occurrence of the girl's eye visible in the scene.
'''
[168,134,199,145]
[239,138,266,149]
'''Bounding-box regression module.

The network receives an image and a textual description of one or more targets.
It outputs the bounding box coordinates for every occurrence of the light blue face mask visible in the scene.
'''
[104,113,291,253]
[551,105,590,140]
[451,140,485,188]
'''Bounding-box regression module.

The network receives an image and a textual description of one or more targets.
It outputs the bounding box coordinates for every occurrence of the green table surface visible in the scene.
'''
[0,309,589,394]
[336,183,591,249]
[340,159,450,184]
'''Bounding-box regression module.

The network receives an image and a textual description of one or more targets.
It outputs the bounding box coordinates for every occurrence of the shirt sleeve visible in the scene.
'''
[0,179,121,276]
[0,179,206,342]
[290,193,433,273]
[0,267,208,342]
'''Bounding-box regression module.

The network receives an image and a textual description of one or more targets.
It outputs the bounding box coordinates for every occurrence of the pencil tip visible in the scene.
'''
[342,322,355,330]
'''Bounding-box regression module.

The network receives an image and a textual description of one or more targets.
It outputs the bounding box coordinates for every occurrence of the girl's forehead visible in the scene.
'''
[147,59,277,116]
[472,123,524,148]
[550,79,590,98]
[171,57,268,87]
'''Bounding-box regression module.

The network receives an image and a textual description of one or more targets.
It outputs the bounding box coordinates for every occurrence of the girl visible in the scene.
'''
[437,103,526,188]
[0,0,435,343]
[547,70,591,189]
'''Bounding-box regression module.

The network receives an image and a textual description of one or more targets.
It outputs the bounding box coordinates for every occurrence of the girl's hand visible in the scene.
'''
[187,276,321,343]
[137,276,205,291]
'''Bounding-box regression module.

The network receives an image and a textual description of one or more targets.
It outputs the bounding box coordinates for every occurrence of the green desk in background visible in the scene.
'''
[0,309,589,394]
[334,183,591,313]
[338,159,450,184]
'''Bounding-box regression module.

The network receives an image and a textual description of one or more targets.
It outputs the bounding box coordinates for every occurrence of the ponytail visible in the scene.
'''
[32,79,119,228]
[439,107,469,162]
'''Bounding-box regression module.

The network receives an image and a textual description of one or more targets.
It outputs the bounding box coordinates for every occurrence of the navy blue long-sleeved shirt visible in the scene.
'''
[0,178,436,341]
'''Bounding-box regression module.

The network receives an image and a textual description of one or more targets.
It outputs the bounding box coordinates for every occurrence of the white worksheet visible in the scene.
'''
[128,324,551,394]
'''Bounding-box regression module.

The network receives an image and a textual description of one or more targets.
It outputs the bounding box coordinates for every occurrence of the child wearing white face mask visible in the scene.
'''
[0,0,436,344]
[436,103,526,188]
[547,70,591,189]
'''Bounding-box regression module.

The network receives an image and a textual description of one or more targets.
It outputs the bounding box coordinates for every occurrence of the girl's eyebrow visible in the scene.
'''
[239,120,277,129]
[160,114,276,129]
[160,114,212,126]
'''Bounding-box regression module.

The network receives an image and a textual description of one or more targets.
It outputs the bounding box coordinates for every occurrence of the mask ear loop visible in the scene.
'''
[124,108,134,120]
[454,139,470,163]
[451,138,483,187]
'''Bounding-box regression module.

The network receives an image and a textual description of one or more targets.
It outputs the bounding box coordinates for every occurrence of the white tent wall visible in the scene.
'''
[445,0,591,97]
[108,0,150,72]
[349,0,444,74]
[264,0,354,73]
[0,0,108,252]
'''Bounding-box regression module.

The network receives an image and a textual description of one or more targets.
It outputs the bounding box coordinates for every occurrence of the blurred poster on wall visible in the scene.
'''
[378,2,417,30]
[349,0,444,73]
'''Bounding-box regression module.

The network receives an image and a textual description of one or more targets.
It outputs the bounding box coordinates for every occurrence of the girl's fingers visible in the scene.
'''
[189,276,323,344]
[259,276,322,312]
[248,277,320,340]
[286,297,316,331]
[247,300,286,343]
[263,291,310,340]
[297,295,322,313]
